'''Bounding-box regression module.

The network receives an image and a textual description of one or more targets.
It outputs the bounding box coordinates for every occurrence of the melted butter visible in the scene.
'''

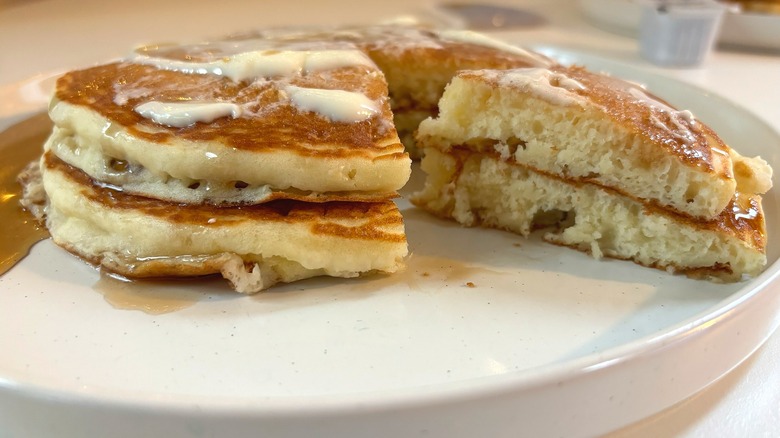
[491,68,587,107]
[303,50,375,73]
[284,85,379,122]
[711,145,730,157]
[0,113,51,276]
[126,45,382,128]
[137,39,357,61]
[134,101,243,128]
[732,193,759,221]
[133,48,374,82]
[93,273,207,314]
[628,87,697,143]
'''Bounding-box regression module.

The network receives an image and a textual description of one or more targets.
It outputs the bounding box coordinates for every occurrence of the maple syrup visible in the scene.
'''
[0,112,50,276]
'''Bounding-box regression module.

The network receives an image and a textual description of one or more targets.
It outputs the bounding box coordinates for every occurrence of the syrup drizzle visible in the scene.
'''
[0,113,50,276]
[93,273,206,315]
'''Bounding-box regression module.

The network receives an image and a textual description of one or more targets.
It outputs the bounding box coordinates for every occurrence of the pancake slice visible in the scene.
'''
[413,67,772,281]
[412,147,766,281]
[416,67,772,219]
[39,152,408,293]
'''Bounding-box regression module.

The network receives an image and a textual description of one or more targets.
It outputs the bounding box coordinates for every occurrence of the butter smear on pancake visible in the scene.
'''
[283,85,379,122]
[133,44,376,81]
[134,101,244,128]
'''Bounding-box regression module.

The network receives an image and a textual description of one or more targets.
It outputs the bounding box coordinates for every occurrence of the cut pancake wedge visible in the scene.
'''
[413,67,772,281]
[416,67,772,219]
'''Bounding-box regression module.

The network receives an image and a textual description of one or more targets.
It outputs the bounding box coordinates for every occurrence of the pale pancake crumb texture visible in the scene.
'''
[416,70,769,219]
[412,67,772,281]
[412,148,765,281]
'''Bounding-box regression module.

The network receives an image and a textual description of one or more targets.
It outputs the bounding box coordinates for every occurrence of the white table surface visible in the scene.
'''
[1,0,779,436]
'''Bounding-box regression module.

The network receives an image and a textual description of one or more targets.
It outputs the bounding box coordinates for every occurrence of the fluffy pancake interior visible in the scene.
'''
[415,68,770,220]
[412,147,766,281]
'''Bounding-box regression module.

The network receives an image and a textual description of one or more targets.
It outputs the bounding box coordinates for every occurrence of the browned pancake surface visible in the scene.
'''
[460,65,734,180]
[55,62,404,160]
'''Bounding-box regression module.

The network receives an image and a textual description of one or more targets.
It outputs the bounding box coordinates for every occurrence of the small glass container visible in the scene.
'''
[639,0,728,68]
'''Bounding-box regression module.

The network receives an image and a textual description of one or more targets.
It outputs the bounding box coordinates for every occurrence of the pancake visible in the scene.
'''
[48,40,410,205]
[415,66,772,220]
[38,152,407,293]
[412,67,771,280]
[412,147,766,281]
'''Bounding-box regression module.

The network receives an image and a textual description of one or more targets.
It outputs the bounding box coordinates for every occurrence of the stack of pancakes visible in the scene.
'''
[29,26,549,293]
[36,37,416,294]
[412,66,773,280]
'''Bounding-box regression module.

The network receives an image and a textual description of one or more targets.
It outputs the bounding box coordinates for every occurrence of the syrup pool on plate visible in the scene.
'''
[0,112,50,275]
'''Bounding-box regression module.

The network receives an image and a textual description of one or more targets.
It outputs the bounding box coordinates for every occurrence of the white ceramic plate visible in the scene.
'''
[579,0,780,50]
[1,51,780,438]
